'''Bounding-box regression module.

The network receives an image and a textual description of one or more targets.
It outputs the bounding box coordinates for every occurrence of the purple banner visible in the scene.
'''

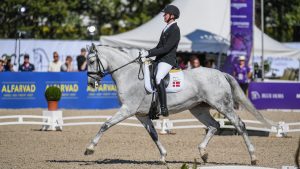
[249,82,300,109]
[223,0,253,74]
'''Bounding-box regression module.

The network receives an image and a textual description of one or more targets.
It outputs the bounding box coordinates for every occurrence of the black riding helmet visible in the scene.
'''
[162,5,180,19]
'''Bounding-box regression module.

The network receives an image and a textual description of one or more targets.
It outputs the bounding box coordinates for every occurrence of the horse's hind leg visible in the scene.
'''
[189,105,220,163]
[85,105,134,155]
[136,115,167,163]
[217,105,257,165]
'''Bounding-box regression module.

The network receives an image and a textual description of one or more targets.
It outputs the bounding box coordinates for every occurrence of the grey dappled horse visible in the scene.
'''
[85,45,272,165]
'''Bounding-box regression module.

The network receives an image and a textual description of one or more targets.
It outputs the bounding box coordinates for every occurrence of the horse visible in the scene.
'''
[84,44,273,165]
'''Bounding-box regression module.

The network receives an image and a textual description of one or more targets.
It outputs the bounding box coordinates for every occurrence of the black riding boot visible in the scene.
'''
[157,80,169,117]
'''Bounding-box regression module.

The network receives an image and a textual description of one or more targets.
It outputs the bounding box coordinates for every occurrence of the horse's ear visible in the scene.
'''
[86,44,96,53]
[91,43,95,49]
[86,45,90,53]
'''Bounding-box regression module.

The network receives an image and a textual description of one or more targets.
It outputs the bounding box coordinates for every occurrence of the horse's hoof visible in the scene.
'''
[84,148,94,155]
[201,153,208,163]
[158,160,167,165]
[251,160,257,165]
[159,155,167,164]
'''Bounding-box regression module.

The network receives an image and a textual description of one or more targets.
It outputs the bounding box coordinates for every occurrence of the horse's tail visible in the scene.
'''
[224,73,274,128]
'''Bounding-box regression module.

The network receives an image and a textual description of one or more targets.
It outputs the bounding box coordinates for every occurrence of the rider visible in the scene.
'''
[140,5,181,117]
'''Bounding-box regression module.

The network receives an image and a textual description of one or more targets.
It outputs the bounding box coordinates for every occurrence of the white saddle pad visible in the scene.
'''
[144,60,184,93]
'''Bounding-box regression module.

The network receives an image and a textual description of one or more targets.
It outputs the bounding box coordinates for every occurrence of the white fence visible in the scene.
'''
[0,115,50,126]
[0,111,299,137]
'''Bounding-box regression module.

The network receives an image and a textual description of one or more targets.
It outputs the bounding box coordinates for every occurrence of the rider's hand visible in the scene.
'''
[139,50,149,58]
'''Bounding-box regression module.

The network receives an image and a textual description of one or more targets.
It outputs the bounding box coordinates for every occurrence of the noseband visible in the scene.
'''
[87,50,107,80]
[87,44,143,82]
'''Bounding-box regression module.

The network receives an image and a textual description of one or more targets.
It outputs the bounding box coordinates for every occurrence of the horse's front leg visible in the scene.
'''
[84,104,134,155]
[136,115,167,163]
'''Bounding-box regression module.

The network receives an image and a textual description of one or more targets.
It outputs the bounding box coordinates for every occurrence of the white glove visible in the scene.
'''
[139,50,149,58]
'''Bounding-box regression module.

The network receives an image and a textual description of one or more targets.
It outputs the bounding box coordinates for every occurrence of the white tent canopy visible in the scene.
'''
[253,27,300,58]
[101,0,230,53]
[101,0,300,59]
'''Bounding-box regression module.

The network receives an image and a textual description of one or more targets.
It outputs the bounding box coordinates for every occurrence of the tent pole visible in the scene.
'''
[217,45,225,70]
[217,52,221,69]
[261,0,265,81]
[252,0,255,80]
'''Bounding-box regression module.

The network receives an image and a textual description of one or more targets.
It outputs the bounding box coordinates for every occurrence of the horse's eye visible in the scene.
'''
[88,53,96,58]
[88,59,95,64]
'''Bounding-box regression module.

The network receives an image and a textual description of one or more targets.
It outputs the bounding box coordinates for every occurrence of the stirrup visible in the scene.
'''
[160,107,169,117]
[149,112,160,120]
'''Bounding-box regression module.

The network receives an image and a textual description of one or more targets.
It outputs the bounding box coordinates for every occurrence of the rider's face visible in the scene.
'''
[163,13,170,23]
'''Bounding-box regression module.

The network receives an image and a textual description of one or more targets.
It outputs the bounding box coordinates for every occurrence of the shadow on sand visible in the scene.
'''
[47,158,248,166]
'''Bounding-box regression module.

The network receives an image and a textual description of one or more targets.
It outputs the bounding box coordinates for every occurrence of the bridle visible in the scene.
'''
[87,44,144,82]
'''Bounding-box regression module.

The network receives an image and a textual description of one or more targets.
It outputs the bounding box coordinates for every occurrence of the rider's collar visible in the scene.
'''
[163,21,177,33]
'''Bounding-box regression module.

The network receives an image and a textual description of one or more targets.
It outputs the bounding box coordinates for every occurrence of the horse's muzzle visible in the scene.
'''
[88,82,94,88]
[87,76,99,88]
[88,81,99,88]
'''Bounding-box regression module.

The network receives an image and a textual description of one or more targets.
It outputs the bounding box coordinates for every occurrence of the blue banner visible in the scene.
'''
[249,82,300,109]
[0,72,120,109]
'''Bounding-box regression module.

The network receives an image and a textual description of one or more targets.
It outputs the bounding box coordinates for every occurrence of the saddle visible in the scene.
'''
[143,59,184,119]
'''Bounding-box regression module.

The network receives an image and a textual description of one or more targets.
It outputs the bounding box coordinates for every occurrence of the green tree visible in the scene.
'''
[0,0,171,39]
[255,0,300,42]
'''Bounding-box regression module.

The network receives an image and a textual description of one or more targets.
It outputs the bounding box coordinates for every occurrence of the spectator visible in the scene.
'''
[233,55,251,94]
[19,54,35,72]
[61,55,74,72]
[253,62,262,80]
[177,55,187,70]
[189,55,201,69]
[205,59,216,69]
[0,59,5,72]
[48,51,62,72]
[4,56,14,72]
[76,48,87,71]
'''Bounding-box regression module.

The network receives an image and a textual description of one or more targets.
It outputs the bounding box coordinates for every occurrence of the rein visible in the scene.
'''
[87,44,144,81]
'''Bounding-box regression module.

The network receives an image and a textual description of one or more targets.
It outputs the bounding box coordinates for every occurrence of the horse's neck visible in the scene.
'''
[101,47,134,76]
[101,47,140,93]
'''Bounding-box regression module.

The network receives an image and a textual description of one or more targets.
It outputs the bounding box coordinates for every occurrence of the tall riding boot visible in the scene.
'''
[157,80,169,117]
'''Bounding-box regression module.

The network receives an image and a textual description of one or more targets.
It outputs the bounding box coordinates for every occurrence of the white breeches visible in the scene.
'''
[156,62,172,85]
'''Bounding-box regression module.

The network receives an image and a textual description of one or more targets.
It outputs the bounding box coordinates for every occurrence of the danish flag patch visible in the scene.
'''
[173,81,181,87]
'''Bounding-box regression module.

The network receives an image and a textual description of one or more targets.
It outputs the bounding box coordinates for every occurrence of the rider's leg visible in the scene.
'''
[157,79,168,116]
[156,62,172,117]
